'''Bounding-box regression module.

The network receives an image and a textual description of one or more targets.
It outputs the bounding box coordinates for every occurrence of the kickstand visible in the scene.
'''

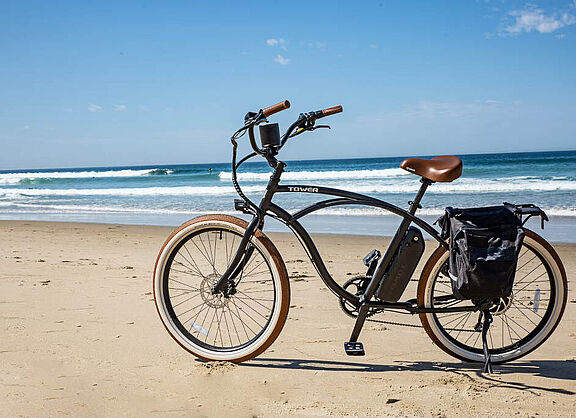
[481,309,493,374]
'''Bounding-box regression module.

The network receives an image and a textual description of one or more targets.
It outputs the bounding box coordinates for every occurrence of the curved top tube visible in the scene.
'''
[274,184,446,246]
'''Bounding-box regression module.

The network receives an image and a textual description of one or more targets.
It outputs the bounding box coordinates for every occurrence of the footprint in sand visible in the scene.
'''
[195,361,237,375]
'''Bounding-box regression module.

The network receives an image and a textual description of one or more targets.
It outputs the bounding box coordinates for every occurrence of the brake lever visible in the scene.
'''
[244,111,268,127]
[288,124,331,138]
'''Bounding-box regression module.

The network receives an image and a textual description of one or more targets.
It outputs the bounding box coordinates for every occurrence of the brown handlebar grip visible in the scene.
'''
[262,100,291,117]
[321,105,343,117]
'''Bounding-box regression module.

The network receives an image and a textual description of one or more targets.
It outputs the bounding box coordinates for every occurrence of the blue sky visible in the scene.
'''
[1,0,575,169]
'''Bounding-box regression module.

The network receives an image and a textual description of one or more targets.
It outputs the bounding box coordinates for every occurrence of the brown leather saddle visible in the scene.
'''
[400,155,462,183]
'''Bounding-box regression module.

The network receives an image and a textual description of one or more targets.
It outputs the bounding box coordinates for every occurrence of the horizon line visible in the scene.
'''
[2,148,575,173]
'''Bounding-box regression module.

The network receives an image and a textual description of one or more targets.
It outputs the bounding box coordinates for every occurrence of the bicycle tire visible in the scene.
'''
[417,229,567,364]
[153,215,290,362]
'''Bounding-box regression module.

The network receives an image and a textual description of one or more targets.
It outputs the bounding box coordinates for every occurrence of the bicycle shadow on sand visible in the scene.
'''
[236,358,575,395]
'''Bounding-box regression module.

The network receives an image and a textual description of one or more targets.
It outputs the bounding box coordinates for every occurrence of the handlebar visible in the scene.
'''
[320,105,343,118]
[234,100,343,161]
[230,100,342,214]
[262,100,291,117]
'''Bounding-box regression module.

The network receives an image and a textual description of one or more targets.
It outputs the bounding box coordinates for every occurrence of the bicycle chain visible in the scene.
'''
[339,277,478,332]
[365,316,424,329]
[341,300,478,333]
[365,314,478,333]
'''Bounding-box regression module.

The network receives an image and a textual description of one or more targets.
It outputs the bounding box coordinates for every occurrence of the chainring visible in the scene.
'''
[339,275,381,318]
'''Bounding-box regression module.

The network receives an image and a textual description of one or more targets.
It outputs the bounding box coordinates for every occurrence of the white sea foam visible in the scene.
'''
[314,207,446,216]
[0,202,237,215]
[219,168,409,181]
[315,207,576,217]
[2,202,574,217]
[0,169,172,185]
[1,177,576,197]
[0,185,266,197]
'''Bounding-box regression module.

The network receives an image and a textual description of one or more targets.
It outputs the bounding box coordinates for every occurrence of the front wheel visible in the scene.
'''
[153,215,290,362]
[418,229,567,364]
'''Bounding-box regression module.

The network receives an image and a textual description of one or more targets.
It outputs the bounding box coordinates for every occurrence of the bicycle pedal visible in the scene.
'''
[344,341,365,356]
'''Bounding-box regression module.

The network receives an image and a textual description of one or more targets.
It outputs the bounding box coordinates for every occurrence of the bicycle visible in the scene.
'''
[153,100,567,370]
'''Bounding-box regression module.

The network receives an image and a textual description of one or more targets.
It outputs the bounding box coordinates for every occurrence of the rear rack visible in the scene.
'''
[503,202,549,229]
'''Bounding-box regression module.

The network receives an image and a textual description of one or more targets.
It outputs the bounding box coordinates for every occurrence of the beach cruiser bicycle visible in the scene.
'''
[153,100,567,372]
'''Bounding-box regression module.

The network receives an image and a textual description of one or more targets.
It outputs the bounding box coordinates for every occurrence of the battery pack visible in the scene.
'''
[376,226,425,302]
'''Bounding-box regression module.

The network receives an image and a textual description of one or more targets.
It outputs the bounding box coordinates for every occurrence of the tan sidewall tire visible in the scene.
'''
[153,215,290,362]
[417,229,568,363]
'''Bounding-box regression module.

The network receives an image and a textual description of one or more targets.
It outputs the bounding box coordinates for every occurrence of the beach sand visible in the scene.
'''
[1,220,575,417]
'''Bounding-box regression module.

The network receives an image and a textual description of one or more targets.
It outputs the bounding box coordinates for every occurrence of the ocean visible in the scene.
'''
[1,150,575,242]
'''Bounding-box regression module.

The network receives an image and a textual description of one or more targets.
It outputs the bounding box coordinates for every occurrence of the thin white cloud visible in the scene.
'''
[369,44,378,49]
[113,104,127,112]
[138,105,150,112]
[305,41,326,49]
[266,38,285,47]
[88,104,103,112]
[380,100,504,120]
[273,54,290,65]
[500,5,576,36]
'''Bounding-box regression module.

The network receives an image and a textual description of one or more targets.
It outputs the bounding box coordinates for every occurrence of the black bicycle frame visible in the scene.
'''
[212,159,476,320]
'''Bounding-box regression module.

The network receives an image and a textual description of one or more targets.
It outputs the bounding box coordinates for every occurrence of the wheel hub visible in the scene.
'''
[489,294,513,316]
[200,273,230,308]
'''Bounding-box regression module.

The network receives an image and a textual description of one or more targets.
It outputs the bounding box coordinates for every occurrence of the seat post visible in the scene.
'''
[408,178,433,215]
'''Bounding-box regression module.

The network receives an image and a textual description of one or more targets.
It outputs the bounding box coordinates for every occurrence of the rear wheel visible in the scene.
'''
[418,229,567,364]
[153,215,290,362]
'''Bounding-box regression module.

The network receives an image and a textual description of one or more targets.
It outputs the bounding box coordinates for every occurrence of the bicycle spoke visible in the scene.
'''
[234,295,269,321]
[169,277,199,291]
[514,271,547,294]
[172,260,204,278]
[172,292,201,309]
[168,287,199,294]
[513,299,544,318]
[235,289,273,311]
[516,254,538,272]
[510,302,540,325]
[175,251,205,278]
[182,244,208,277]
[222,306,233,347]
[190,236,213,268]
[504,312,531,336]
[231,297,254,339]
[177,299,208,320]
[201,232,215,268]
[229,299,259,335]
[170,267,205,279]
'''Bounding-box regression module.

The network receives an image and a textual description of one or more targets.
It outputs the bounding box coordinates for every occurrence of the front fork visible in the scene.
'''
[211,216,259,296]
[212,159,286,296]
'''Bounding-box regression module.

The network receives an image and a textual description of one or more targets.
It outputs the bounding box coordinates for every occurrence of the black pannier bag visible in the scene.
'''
[437,205,525,301]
